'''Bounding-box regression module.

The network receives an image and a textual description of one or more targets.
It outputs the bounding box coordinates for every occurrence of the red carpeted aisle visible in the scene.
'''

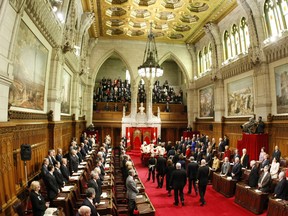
[129,154,266,216]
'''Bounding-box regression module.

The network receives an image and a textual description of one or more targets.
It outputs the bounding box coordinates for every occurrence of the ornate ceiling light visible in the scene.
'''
[138,24,163,78]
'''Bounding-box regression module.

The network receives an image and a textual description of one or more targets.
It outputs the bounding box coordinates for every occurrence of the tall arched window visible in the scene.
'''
[198,51,202,75]
[207,44,212,69]
[231,24,241,55]
[240,17,250,53]
[264,0,285,36]
[203,47,208,72]
[224,31,231,60]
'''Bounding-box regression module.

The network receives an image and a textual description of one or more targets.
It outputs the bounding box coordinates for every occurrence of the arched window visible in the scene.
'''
[207,44,212,69]
[203,47,207,72]
[224,31,231,60]
[231,24,241,55]
[240,17,250,53]
[198,51,202,75]
[264,0,285,36]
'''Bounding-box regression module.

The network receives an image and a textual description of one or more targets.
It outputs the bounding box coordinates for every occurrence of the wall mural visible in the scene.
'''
[199,86,214,117]
[60,68,71,114]
[227,76,254,116]
[9,20,48,111]
[275,63,288,114]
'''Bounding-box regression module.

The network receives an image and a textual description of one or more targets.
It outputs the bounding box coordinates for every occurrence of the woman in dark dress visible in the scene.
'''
[165,159,175,196]
[29,181,48,216]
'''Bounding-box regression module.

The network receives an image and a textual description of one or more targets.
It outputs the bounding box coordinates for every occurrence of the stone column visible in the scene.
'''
[83,83,93,125]
[0,76,12,121]
[130,80,138,119]
[47,48,64,121]
[253,63,271,120]
[186,87,194,126]
[71,74,80,120]
[144,78,153,120]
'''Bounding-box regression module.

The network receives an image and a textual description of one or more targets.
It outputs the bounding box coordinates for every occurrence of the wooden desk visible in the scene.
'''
[53,193,71,216]
[97,198,113,215]
[212,172,237,197]
[136,202,155,216]
[234,183,269,214]
[267,197,288,216]
[136,193,150,204]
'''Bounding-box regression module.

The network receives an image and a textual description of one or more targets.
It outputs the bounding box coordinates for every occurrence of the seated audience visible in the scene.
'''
[231,157,242,181]
[81,187,98,216]
[29,181,48,216]
[272,145,281,162]
[274,171,288,200]
[270,157,280,179]
[258,147,266,162]
[220,157,230,176]
[258,165,271,192]
[240,148,249,169]
[248,160,259,188]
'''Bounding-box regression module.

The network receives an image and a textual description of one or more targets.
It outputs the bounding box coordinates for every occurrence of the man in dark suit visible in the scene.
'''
[187,156,199,195]
[170,162,187,206]
[40,158,49,178]
[218,138,225,153]
[197,159,210,206]
[248,160,259,188]
[44,165,60,203]
[274,171,288,200]
[47,149,57,166]
[261,153,270,170]
[272,145,281,162]
[60,158,70,183]
[81,187,98,216]
[53,161,65,189]
[147,154,157,182]
[69,149,79,174]
[156,154,166,188]
[231,157,242,181]
[55,148,63,163]
[258,165,271,192]
[87,171,101,204]
[240,148,249,169]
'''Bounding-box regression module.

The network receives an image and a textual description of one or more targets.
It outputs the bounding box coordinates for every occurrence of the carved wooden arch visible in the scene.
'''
[133,129,142,149]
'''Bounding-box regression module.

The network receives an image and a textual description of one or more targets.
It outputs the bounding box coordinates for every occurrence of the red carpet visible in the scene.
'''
[130,154,266,216]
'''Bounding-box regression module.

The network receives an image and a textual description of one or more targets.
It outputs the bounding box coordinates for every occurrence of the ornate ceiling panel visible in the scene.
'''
[83,0,237,44]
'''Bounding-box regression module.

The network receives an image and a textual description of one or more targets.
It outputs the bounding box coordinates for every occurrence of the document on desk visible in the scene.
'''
[72,172,81,176]
[62,185,74,192]
[80,162,87,165]
[77,169,84,174]
[78,165,85,169]
[44,207,58,215]
[101,192,108,198]
[137,186,141,189]
[56,197,65,200]
[254,189,262,193]
[245,186,251,189]
[70,176,80,180]
[275,199,282,202]
[99,201,105,205]
[136,195,143,198]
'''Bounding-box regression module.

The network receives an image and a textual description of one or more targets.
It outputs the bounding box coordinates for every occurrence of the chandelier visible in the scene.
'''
[138,24,163,78]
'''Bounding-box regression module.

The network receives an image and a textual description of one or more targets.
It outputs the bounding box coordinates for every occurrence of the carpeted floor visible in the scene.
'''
[129,154,266,216]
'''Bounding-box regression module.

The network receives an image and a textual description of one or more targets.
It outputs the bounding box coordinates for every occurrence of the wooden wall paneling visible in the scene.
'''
[0,123,17,212]
[48,122,63,151]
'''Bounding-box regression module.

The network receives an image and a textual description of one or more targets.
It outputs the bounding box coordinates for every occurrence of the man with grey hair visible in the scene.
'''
[87,171,101,204]
[248,160,259,187]
[274,171,288,199]
[231,157,242,181]
[78,205,91,216]
[258,165,271,192]
[197,159,209,206]
[170,162,187,206]
[220,157,230,176]
[81,187,98,216]
[126,169,139,216]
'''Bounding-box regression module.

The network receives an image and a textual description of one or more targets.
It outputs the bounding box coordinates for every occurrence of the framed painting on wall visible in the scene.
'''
[227,76,254,116]
[9,19,49,111]
[199,85,214,118]
[60,68,72,114]
[275,63,288,114]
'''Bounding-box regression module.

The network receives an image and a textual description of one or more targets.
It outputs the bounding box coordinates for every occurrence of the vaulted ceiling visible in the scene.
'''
[82,0,237,44]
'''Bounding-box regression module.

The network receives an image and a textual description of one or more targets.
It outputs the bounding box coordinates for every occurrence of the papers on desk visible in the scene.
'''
[136,195,143,199]
[78,165,85,169]
[86,155,91,158]
[70,176,80,180]
[245,186,251,189]
[56,197,65,200]
[254,189,262,193]
[77,169,84,174]
[44,207,58,215]
[80,162,87,165]
[101,192,108,198]
[99,201,105,205]
[275,198,282,202]
[104,175,110,180]
[226,177,232,181]
[137,186,141,189]
[105,164,110,168]
[62,185,74,192]
[72,172,81,176]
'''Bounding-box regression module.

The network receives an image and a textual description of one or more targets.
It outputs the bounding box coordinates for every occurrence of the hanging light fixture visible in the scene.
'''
[138,23,163,78]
